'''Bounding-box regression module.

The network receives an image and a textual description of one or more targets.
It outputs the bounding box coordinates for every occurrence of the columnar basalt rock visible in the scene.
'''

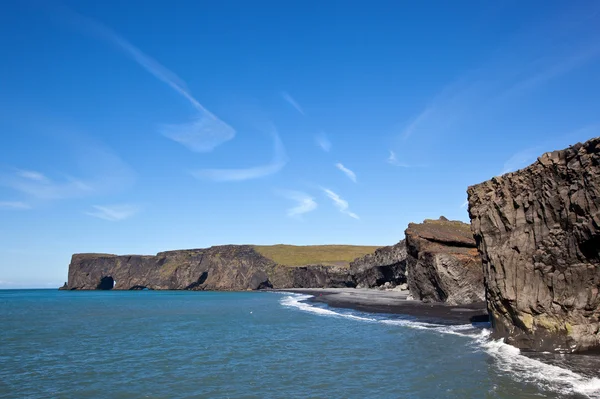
[405,217,484,305]
[468,137,600,353]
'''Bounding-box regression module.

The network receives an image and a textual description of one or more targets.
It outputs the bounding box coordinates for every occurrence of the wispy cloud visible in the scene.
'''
[61,6,234,153]
[1,144,134,201]
[499,42,600,101]
[85,204,139,221]
[322,188,359,220]
[191,126,288,181]
[500,147,542,175]
[335,163,357,183]
[315,133,331,152]
[461,199,469,208]
[401,107,436,140]
[387,151,411,167]
[277,190,317,218]
[499,124,600,175]
[398,12,600,141]
[0,201,31,210]
[281,92,305,115]
[16,170,49,183]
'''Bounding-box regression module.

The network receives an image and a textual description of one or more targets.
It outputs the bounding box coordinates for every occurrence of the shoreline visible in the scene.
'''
[277,288,489,325]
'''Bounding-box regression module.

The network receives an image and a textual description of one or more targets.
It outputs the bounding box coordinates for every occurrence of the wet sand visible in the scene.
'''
[280,288,489,325]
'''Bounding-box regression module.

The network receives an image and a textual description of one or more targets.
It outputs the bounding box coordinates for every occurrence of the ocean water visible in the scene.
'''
[1,290,599,399]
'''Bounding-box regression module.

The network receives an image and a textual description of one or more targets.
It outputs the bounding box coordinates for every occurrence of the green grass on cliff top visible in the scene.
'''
[253,245,381,267]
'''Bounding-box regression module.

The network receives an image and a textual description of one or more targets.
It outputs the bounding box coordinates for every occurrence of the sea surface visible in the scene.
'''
[1,290,600,399]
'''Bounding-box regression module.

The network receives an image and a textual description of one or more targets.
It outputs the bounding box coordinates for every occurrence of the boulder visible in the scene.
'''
[468,137,600,353]
[405,217,484,305]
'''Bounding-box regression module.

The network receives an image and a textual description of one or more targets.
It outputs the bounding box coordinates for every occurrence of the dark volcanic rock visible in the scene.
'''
[468,137,600,353]
[405,217,484,305]
[65,245,368,291]
[349,241,407,288]
[66,246,277,291]
[270,265,354,288]
[64,243,414,292]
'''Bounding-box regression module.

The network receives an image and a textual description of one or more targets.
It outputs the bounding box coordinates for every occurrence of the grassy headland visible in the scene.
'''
[253,244,381,267]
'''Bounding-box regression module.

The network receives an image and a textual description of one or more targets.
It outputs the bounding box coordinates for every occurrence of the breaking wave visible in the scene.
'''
[280,293,600,399]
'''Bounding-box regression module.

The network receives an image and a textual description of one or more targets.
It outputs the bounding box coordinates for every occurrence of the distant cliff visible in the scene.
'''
[405,217,484,305]
[349,241,407,288]
[63,244,408,291]
[468,137,600,353]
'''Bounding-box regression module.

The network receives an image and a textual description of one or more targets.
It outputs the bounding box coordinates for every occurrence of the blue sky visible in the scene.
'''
[1,1,599,287]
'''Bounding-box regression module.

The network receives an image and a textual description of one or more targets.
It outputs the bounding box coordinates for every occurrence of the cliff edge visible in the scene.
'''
[468,137,600,353]
[64,244,406,291]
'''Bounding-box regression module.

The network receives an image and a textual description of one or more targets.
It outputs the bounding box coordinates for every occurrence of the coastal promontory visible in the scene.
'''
[468,137,600,353]
[64,244,393,291]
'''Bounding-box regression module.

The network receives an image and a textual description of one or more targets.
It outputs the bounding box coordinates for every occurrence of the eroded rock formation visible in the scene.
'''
[405,217,484,305]
[349,241,407,288]
[468,137,600,353]
[64,244,408,291]
[67,246,277,291]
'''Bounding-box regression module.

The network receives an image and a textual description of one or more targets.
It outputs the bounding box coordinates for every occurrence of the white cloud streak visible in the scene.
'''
[16,170,49,182]
[62,7,234,152]
[335,163,357,183]
[322,188,359,220]
[401,107,435,140]
[398,12,600,141]
[191,127,288,181]
[2,144,134,201]
[0,201,31,210]
[500,148,541,175]
[315,133,331,152]
[387,151,411,167]
[499,124,600,176]
[277,190,317,218]
[281,92,305,115]
[85,204,139,221]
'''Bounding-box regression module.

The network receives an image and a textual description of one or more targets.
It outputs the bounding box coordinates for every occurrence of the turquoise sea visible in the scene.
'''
[1,290,599,399]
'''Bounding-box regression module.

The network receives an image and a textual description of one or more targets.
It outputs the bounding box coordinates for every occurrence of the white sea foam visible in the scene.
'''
[280,293,600,398]
[280,294,375,322]
[479,336,600,398]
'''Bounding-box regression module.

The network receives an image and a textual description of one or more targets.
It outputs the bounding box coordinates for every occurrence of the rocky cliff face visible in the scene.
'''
[349,241,407,288]
[468,137,600,353]
[405,217,484,305]
[67,246,277,291]
[64,244,407,291]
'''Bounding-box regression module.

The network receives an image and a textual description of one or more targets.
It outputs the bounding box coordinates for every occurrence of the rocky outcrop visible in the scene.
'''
[270,265,354,289]
[349,241,407,288]
[468,137,600,353]
[65,242,412,291]
[67,246,277,291]
[405,217,484,305]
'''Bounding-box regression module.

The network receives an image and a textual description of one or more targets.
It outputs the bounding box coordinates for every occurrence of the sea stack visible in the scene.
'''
[404,217,484,305]
[468,137,600,353]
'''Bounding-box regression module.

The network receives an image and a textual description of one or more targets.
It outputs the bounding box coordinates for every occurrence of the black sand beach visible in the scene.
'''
[280,288,489,324]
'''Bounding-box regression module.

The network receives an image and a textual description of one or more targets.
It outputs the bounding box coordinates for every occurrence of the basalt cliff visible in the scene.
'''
[405,217,484,305]
[468,137,600,353]
[63,220,487,306]
[63,244,408,292]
